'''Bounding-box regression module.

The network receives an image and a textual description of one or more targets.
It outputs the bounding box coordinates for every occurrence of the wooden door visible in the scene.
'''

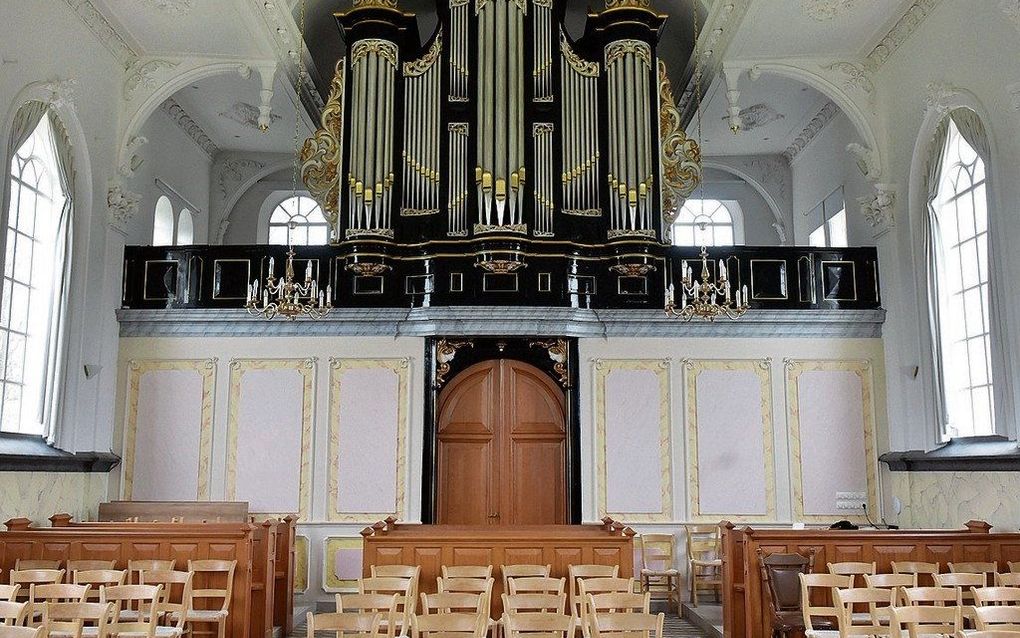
[436,359,567,525]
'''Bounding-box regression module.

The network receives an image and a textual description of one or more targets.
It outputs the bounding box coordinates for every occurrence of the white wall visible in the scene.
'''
[698,168,784,245]
[124,108,213,245]
[224,169,292,244]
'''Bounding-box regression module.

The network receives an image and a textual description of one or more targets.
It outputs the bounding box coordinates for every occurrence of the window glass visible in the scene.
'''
[672,199,737,247]
[267,196,328,246]
[153,196,174,246]
[176,209,194,245]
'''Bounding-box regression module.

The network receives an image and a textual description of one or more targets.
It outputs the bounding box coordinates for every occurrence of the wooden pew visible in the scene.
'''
[98,501,249,522]
[722,520,1020,638]
[361,516,636,618]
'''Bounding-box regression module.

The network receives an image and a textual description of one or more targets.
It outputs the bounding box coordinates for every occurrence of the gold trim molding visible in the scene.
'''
[785,359,880,523]
[122,359,217,501]
[327,358,410,522]
[683,359,776,522]
[323,537,364,592]
[593,358,673,522]
[225,358,315,519]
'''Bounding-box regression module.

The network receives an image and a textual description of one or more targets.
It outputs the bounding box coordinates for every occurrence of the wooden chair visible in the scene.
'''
[100,586,161,638]
[949,562,998,586]
[684,525,722,607]
[827,563,877,588]
[0,589,19,604]
[999,575,1020,588]
[957,632,1020,638]
[371,565,422,585]
[503,612,575,638]
[0,602,27,627]
[436,578,495,635]
[888,605,962,638]
[42,601,113,638]
[73,572,127,603]
[411,613,487,638]
[182,559,235,638]
[799,574,853,638]
[567,566,618,622]
[420,592,486,615]
[975,607,1020,632]
[360,577,416,638]
[0,628,42,638]
[761,552,825,638]
[589,612,664,638]
[27,585,90,627]
[864,574,916,596]
[833,587,895,637]
[306,611,382,638]
[891,563,940,587]
[8,573,63,603]
[1011,564,1020,574]
[974,588,1020,607]
[582,593,650,638]
[933,574,984,605]
[901,587,960,607]
[501,566,551,598]
[66,562,116,583]
[578,580,636,637]
[142,571,192,638]
[14,562,60,572]
[638,534,679,615]
[335,593,399,638]
[509,578,565,596]
[443,566,494,579]
[501,594,567,615]
[126,562,176,585]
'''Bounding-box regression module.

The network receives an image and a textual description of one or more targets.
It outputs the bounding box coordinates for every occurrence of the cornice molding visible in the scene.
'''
[783,101,839,162]
[677,0,753,123]
[159,97,219,158]
[801,0,858,21]
[863,0,941,73]
[141,0,194,15]
[63,0,139,67]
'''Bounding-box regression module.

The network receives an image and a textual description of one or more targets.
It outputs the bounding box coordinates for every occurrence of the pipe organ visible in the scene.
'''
[300,0,703,305]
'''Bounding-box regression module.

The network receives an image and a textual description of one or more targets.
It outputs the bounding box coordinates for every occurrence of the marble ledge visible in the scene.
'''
[117,307,885,338]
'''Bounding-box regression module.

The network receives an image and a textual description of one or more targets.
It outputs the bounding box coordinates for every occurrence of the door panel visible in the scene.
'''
[436,358,567,525]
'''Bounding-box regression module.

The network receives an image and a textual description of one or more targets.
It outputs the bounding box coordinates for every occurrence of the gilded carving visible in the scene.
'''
[403,32,443,76]
[529,339,569,388]
[352,40,399,67]
[301,59,345,229]
[560,32,599,77]
[604,40,652,68]
[435,339,474,387]
[658,60,702,233]
[352,0,399,9]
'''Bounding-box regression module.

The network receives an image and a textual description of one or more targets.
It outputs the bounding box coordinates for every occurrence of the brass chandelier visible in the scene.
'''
[665,246,748,321]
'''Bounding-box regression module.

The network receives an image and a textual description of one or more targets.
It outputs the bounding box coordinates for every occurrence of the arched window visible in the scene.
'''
[153,196,174,246]
[933,118,993,437]
[176,208,194,245]
[672,199,739,246]
[2,112,70,435]
[268,195,328,245]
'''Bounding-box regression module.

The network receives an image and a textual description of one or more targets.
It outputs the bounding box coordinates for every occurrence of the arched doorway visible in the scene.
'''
[435,359,568,525]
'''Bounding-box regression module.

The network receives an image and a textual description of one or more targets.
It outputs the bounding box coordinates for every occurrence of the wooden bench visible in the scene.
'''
[98,501,250,523]
[721,520,1020,638]
[0,514,296,638]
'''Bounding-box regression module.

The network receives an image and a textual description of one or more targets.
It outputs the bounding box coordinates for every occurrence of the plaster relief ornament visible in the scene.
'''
[220,102,283,131]
[858,185,896,232]
[107,180,141,227]
[802,0,857,21]
[1001,0,1020,31]
[720,103,784,132]
[141,0,194,15]
[924,81,960,116]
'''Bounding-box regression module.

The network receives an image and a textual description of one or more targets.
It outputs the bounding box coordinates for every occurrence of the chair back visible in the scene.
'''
[639,535,675,573]
[335,593,398,638]
[67,562,116,580]
[889,604,961,638]
[892,562,940,586]
[187,560,236,614]
[43,601,113,638]
[958,632,1020,638]
[799,573,853,630]
[410,612,487,638]
[999,575,1020,588]
[864,573,916,594]
[443,566,493,579]
[685,526,720,562]
[590,612,664,638]
[370,565,421,583]
[949,562,997,585]
[100,585,161,623]
[587,592,649,614]
[934,573,985,603]
[8,572,63,602]
[420,592,485,615]
[828,563,877,588]
[306,611,381,638]
[760,551,814,613]
[14,562,60,572]
[502,594,567,615]
[0,602,27,626]
[29,585,89,604]
[510,578,566,596]
[974,587,1020,607]
[975,607,1020,632]
[834,587,894,637]
[0,589,18,605]
[902,586,959,607]
[0,628,41,638]
[141,570,192,629]
[502,566,551,597]
[73,572,127,602]
[1011,563,1020,574]
[504,612,576,638]
[579,579,634,596]
[568,566,619,618]
[360,578,415,634]
[126,561,176,585]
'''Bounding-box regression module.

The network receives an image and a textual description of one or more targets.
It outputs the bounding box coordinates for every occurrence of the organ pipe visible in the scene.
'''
[448,123,469,236]
[560,31,600,217]
[401,33,443,216]
[533,0,553,101]
[533,123,554,236]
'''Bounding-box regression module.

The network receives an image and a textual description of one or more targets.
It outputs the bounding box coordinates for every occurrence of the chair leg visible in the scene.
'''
[217,620,225,638]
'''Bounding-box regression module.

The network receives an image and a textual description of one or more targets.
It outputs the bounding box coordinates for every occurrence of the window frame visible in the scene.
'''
[806,186,847,248]
[670,198,743,247]
[264,194,330,246]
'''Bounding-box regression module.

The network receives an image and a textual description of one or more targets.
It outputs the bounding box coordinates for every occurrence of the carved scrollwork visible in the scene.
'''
[435,339,474,388]
[402,32,442,76]
[658,60,702,232]
[351,40,399,67]
[529,339,570,388]
[301,59,345,230]
[352,0,399,9]
[609,263,656,276]
[560,32,599,77]
[604,40,652,68]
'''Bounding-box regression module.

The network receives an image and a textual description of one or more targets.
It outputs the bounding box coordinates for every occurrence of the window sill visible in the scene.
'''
[879,435,1020,471]
[0,433,120,473]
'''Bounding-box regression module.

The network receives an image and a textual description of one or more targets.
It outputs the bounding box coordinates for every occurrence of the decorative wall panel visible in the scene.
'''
[294,535,309,593]
[684,359,776,521]
[324,536,364,592]
[594,359,672,522]
[786,359,878,522]
[122,359,216,500]
[226,359,315,518]
[327,358,410,522]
